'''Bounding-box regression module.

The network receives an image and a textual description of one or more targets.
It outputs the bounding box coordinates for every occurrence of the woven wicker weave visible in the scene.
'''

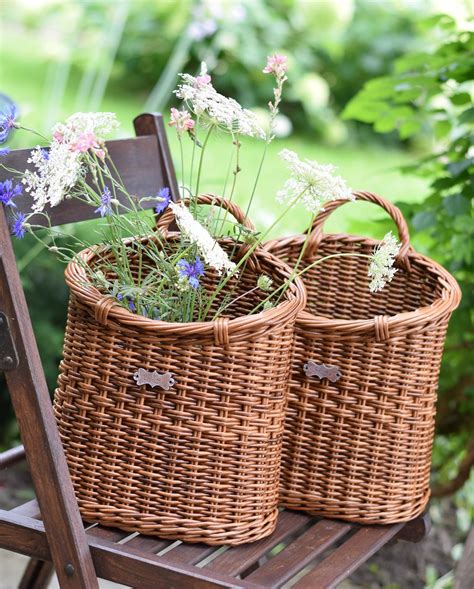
[265,190,461,524]
[54,195,306,545]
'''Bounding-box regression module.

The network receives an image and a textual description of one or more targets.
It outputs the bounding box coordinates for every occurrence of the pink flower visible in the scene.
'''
[70,131,100,153]
[263,54,288,76]
[195,73,211,86]
[53,130,64,143]
[169,107,195,135]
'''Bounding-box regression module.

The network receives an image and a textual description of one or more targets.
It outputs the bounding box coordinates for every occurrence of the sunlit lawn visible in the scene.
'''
[3,27,427,239]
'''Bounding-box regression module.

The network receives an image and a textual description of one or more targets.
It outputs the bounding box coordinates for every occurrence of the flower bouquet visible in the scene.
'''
[1,55,407,542]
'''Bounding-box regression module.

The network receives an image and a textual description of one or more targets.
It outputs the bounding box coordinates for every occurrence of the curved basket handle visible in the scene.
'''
[306,190,411,270]
[156,193,256,233]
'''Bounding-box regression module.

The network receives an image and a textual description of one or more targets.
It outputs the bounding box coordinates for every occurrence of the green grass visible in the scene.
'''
[2,26,427,239]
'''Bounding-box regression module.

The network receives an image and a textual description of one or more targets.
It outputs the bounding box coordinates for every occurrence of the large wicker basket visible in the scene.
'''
[265,190,461,524]
[54,195,306,545]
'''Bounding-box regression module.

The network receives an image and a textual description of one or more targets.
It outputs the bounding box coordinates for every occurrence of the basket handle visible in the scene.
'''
[156,193,256,233]
[306,190,411,270]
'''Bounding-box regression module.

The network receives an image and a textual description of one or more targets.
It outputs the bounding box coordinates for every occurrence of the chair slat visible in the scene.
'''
[86,523,135,543]
[292,523,403,589]
[0,510,261,589]
[245,519,351,587]
[0,135,168,228]
[10,499,41,519]
[122,533,171,555]
[0,444,25,468]
[207,509,312,576]
[160,541,219,565]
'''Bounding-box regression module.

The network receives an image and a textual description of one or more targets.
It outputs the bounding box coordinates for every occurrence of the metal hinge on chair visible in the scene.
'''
[0,312,19,370]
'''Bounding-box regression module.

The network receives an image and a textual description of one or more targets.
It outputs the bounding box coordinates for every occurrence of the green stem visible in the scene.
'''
[272,213,316,307]
[203,187,309,319]
[194,125,214,206]
[250,252,372,315]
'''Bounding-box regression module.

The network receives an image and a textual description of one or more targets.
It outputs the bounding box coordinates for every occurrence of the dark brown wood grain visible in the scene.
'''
[246,519,351,586]
[18,558,54,589]
[207,509,311,576]
[0,510,261,589]
[0,205,99,588]
[0,113,180,229]
[292,524,404,589]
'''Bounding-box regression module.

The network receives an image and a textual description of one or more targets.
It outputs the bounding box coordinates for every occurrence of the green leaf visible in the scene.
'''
[443,194,471,217]
[342,99,389,123]
[418,14,456,32]
[434,119,451,139]
[399,119,422,139]
[374,114,397,133]
[460,107,474,124]
[451,92,472,106]
[447,158,474,176]
[412,210,437,230]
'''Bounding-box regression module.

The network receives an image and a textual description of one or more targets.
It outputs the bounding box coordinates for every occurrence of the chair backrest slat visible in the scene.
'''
[0,113,178,228]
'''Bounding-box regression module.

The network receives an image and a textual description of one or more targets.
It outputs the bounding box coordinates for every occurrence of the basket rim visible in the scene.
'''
[64,234,307,337]
[266,232,461,336]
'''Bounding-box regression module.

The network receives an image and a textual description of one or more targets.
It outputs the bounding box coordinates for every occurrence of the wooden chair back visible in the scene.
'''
[0,113,179,226]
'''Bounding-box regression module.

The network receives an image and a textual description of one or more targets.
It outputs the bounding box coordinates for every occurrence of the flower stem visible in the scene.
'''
[250,252,372,315]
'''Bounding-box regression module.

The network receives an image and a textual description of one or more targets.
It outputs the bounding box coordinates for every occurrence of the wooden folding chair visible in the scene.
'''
[0,112,429,589]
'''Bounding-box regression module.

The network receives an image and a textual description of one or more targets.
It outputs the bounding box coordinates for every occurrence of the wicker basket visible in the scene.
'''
[54,195,306,545]
[265,190,461,524]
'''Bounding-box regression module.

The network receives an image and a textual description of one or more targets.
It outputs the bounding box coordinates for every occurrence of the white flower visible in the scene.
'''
[23,144,83,211]
[174,64,265,139]
[368,231,401,292]
[277,149,353,214]
[52,112,119,145]
[22,112,119,212]
[257,274,273,291]
[170,202,236,275]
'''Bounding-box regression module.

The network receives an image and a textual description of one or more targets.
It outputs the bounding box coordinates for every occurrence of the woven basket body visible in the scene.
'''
[265,191,461,524]
[53,196,306,545]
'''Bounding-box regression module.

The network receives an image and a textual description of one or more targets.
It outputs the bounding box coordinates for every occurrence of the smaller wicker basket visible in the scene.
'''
[265,190,461,524]
[54,195,307,545]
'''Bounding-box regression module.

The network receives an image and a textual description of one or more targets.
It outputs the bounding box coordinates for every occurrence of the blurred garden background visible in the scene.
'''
[0,0,473,587]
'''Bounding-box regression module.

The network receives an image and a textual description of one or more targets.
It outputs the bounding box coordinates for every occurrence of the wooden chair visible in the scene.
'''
[0,113,429,589]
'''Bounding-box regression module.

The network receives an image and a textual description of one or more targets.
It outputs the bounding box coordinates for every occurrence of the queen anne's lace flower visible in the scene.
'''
[23,143,83,211]
[175,63,265,139]
[53,112,119,145]
[368,231,401,292]
[170,202,236,275]
[277,149,353,214]
[22,112,119,212]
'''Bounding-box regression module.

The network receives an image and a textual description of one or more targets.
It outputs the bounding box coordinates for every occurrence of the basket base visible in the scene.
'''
[79,503,279,546]
[279,488,430,525]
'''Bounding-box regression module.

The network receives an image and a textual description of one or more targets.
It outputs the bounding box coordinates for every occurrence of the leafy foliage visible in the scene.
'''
[344,15,474,493]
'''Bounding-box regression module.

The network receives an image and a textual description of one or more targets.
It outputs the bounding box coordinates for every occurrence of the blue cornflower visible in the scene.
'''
[0,179,22,208]
[177,256,205,289]
[11,212,27,239]
[0,147,10,157]
[0,103,18,144]
[116,293,137,313]
[94,186,113,217]
[155,187,170,215]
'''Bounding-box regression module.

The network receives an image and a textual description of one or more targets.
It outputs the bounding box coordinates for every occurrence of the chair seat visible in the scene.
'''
[0,499,429,589]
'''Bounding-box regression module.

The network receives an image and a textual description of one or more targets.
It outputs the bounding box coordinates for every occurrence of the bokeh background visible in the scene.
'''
[1,1,473,587]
